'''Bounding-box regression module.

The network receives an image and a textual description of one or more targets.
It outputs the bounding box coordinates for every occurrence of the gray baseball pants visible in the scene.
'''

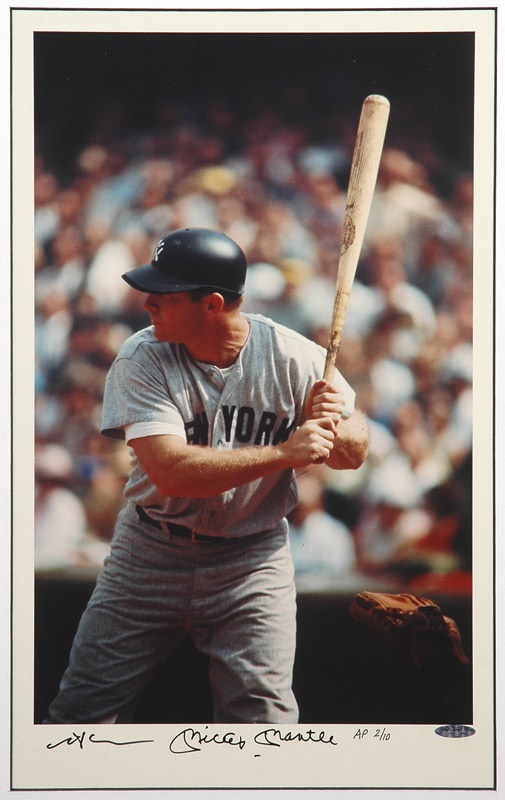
[44,502,299,724]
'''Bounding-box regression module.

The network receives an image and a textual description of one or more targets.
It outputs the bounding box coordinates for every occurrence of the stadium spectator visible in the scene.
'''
[33,92,472,593]
[288,470,357,585]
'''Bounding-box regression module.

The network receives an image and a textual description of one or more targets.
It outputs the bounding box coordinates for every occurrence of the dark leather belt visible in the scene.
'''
[135,504,230,543]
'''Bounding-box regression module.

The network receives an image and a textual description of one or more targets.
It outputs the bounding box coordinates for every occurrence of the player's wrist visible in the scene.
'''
[271,441,299,470]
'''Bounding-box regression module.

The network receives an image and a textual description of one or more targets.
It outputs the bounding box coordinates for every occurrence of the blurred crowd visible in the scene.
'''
[34,96,473,594]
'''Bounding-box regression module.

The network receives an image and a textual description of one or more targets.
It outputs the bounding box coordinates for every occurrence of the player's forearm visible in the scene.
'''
[324,409,369,471]
[159,443,293,498]
[131,420,334,498]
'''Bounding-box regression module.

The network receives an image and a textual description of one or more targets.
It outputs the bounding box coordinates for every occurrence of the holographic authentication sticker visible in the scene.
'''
[435,725,476,738]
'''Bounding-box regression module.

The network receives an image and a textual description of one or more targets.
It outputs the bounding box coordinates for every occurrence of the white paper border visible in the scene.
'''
[6,2,501,796]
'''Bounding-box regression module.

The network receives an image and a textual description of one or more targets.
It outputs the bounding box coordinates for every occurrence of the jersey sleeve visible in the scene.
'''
[101,354,184,440]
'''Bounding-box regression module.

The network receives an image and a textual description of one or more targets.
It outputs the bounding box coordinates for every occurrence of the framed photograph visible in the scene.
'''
[7,2,498,794]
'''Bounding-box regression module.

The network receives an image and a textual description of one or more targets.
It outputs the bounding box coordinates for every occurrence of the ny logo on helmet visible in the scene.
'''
[153,240,165,262]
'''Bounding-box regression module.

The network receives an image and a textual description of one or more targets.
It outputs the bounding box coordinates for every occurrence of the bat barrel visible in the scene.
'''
[323,95,390,381]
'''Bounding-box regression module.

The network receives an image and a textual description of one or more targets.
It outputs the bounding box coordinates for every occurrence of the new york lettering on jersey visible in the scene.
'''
[184,405,297,446]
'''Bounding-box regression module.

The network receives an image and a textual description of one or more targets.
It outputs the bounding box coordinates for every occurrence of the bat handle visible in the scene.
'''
[323,354,337,383]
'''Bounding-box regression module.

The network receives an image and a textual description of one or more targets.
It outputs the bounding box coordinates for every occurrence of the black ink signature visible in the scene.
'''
[46,727,338,755]
[46,731,154,750]
[169,726,247,754]
[254,728,338,748]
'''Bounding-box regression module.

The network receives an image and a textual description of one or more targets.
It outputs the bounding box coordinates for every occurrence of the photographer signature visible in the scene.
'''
[46,731,154,750]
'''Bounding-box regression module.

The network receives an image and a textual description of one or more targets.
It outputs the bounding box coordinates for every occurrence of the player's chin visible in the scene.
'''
[152,325,177,344]
[151,326,168,342]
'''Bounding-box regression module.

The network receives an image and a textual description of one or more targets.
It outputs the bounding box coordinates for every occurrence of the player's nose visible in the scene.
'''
[144,294,158,311]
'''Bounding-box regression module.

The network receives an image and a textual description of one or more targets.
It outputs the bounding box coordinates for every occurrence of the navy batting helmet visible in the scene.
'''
[122,228,247,296]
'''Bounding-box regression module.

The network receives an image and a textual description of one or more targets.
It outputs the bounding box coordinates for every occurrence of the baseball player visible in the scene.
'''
[45,227,369,724]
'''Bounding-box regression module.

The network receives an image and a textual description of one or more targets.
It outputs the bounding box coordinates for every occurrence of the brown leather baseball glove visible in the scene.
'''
[349,591,469,669]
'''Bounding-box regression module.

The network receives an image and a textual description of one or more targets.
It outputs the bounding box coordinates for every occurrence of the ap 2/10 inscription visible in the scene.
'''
[353,728,391,741]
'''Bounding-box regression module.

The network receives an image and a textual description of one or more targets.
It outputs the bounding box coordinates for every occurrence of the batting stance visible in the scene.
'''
[45,227,369,725]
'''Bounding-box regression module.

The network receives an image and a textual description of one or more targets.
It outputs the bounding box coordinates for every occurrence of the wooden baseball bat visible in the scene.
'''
[323,94,390,381]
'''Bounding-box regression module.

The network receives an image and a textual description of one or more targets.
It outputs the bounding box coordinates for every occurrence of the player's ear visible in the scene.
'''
[202,292,225,315]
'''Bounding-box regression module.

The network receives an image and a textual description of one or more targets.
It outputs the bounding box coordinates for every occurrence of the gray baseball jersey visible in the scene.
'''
[101,313,356,538]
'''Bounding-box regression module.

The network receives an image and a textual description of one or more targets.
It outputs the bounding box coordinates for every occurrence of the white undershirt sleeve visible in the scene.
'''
[124,420,186,444]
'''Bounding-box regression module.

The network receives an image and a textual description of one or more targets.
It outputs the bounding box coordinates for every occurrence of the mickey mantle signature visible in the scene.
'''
[46,727,339,754]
